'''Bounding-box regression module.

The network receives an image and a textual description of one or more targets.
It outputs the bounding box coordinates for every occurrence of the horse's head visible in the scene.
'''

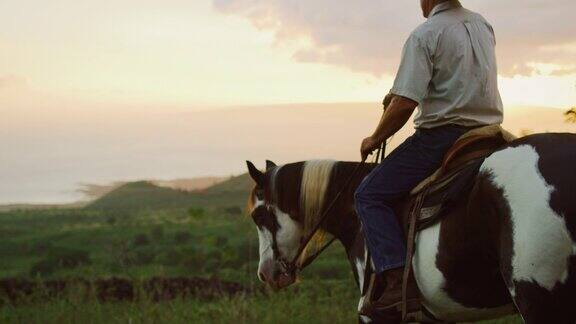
[246,160,302,290]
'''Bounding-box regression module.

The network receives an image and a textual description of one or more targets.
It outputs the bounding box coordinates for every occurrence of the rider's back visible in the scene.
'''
[394,4,504,129]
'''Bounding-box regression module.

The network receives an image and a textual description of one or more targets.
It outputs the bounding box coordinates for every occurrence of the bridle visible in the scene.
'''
[276,142,387,276]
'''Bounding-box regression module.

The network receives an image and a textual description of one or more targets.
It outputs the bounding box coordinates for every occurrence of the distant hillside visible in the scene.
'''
[87,181,193,211]
[87,176,251,212]
[78,177,228,201]
[154,177,227,192]
[204,174,253,194]
[0,202,88,212]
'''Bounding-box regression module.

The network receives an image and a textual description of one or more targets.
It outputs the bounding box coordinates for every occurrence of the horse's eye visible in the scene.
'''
[255,189,264,200]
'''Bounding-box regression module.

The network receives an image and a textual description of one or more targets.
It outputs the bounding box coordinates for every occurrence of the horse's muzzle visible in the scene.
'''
[258,259,296,290]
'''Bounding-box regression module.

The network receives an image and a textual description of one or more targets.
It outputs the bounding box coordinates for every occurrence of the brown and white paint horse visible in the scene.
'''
[246,133,576,324]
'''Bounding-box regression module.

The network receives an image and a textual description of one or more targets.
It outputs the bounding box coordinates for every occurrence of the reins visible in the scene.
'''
[278,101,391,274]
[278,142,387,275]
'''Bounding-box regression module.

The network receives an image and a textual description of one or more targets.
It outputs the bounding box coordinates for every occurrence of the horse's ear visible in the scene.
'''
[266,160,277,170]
[246,161,264,187]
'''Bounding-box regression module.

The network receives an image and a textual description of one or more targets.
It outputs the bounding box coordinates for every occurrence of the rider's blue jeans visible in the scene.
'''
[354,125,471,274]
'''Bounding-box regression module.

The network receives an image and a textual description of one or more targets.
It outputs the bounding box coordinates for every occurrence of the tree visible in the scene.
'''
[565,108,576,123]
[187,207,205,220]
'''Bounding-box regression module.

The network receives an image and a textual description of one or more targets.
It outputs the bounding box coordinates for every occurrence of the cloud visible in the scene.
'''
[213,0,576,77]
[0,75,26,89]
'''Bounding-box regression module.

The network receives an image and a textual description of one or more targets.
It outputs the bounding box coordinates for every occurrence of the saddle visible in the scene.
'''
[403,124,516,232]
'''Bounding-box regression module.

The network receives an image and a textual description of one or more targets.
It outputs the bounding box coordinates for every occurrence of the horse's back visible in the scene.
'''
[482,132,576,229]
[480,132,576,323]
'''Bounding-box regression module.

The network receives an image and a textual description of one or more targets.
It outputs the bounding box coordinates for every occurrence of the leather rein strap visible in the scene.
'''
[402,185,429,321]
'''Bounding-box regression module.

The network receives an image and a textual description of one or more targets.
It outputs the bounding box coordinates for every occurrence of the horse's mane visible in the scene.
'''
[300,160,336,233]
[299,160,336,259]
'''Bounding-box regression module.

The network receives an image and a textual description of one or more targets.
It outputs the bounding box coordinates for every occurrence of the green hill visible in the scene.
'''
[204,173,253,194]
[87,175,252,212]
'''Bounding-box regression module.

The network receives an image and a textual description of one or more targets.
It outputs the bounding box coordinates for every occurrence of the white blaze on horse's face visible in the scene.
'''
[250,195,302,289]
[253,198,273,265]
[274,207,303,261]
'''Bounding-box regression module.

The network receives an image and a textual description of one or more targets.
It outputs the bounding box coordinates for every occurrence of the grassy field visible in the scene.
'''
[0,179,521,323]
[0,281,521,324]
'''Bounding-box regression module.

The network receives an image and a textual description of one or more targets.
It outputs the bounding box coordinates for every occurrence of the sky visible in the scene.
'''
[1,0,575,204]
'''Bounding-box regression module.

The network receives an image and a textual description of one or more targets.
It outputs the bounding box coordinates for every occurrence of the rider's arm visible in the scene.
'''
[370,95,418,143]
[369,30,431,143]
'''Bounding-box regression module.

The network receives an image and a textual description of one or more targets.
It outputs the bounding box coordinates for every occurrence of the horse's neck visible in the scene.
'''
[315,161,375,291]
[319,162,374,247]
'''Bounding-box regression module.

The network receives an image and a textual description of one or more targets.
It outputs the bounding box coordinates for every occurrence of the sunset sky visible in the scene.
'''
[1,0,575,203]
[1,0,575,109]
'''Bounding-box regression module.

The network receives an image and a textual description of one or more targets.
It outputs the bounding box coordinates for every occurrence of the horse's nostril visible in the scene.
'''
[258,272,266,282]
[272,268,280,281]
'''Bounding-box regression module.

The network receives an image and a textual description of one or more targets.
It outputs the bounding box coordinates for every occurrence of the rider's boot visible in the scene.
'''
[359,267,421,320]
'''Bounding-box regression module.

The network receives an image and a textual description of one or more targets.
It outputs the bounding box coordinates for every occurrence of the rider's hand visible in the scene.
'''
[360,136,381,162]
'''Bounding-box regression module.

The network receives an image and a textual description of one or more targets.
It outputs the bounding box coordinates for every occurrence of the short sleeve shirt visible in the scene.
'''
[391,0,503,129]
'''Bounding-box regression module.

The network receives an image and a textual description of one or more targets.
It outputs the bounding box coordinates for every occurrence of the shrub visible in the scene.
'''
[174,231,192,244]
[30,247,91,276]
[132,233,150,246]
[215,236,228,247]
[177,246,226,273]
[28,240,52,255]
[156,249,183,267]
[187,207,205,220]
[49,248,91,268]
[30,259,57,276]
[203,248,223,271]
[203,235,228,247]
[133,248,156,265]
[221,246,243,268]
[202,258,221,274]
[180,255,203,272]
[151,225,164,241]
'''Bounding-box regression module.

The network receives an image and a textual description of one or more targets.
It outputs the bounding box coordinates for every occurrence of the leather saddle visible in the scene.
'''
[402,125,515,232]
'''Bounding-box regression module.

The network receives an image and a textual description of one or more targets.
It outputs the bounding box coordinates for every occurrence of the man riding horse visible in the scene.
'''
[355,0,503,315]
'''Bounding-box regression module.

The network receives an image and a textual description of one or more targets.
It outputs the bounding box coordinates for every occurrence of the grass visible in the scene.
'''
[0,281,357,324]
[0,280,522,324]
[0,178,523,323]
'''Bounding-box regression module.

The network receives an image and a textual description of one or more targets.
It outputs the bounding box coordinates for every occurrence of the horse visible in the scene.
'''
[245,133,576,324]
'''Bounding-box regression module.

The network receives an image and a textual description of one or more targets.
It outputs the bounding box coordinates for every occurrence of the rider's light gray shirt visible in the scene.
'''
[391,0,503,129]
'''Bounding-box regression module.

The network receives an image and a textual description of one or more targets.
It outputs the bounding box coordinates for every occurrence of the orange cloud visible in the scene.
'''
[0,75,26,89]
[214,0,576,77]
